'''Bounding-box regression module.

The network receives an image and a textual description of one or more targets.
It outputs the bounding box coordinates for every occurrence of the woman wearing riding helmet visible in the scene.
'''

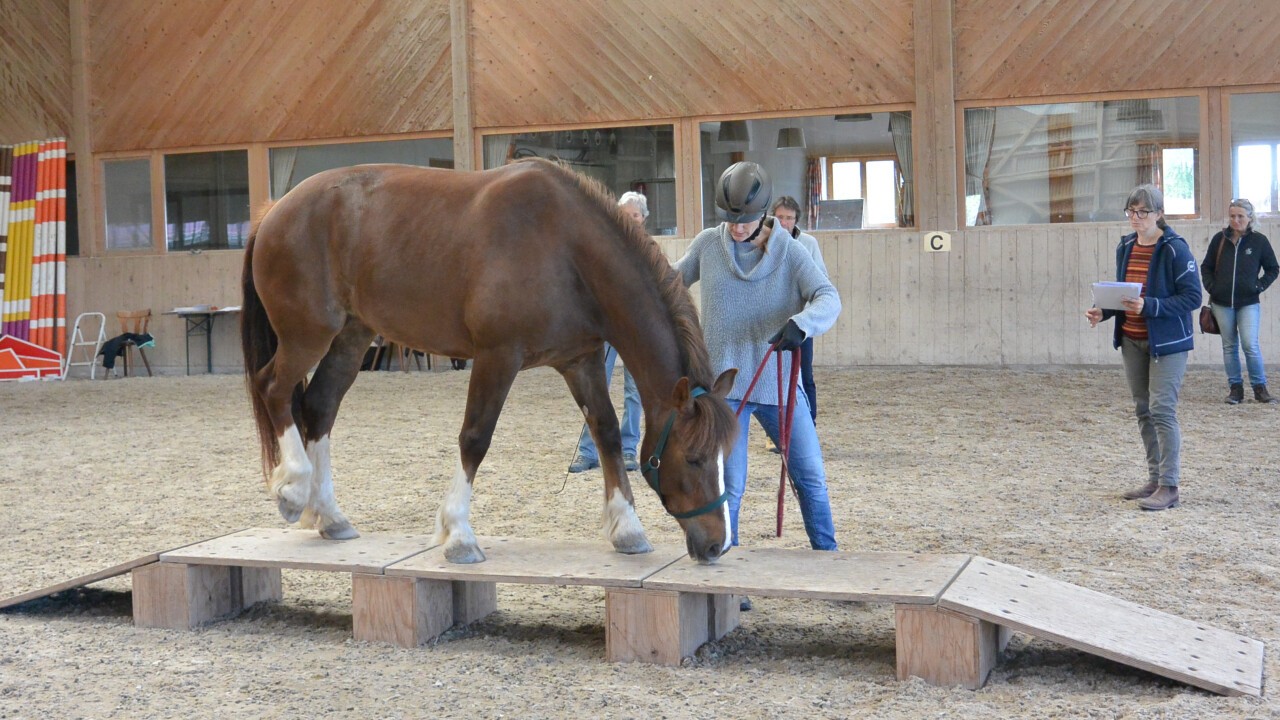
[673,162,842,572]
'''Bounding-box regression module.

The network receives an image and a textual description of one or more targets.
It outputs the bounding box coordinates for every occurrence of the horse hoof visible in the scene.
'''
[319,521,360,540]
[276,497,304,524]
[444,543,486,564]
[612,534,653,555]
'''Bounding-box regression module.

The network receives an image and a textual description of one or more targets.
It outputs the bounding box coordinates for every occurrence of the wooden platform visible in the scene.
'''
[939,557,1265,697]
[2,528,1265,697]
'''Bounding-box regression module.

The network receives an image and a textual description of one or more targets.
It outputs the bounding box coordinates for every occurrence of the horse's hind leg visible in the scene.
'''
[433,350,522,564]
[259,340,332,524]
[297,321,375,540]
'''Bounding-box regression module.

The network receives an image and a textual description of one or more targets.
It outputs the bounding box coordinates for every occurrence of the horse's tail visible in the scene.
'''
[241,202,305,482]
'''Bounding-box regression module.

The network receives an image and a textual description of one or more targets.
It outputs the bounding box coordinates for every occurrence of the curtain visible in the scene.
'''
[1137,142,1162,186]
[482,134,516,168]
[889,112,914,226]
[964,108,997,225]
[270,147,298,200]
[805,156,821,229]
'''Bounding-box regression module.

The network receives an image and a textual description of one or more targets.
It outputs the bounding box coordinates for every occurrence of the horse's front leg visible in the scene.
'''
[559,354,652,555]
[433,351,522,564]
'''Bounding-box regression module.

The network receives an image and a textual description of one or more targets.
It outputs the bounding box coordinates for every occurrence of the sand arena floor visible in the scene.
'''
[0,365,1276,719]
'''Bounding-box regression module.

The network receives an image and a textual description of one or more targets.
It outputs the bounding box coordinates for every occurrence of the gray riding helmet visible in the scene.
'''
[715,161,772,223]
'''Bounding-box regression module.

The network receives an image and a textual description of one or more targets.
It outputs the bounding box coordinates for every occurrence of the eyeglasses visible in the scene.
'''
[1124,208,1153,219]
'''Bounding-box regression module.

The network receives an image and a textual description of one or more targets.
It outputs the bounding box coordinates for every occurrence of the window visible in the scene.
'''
[481,125,677,235]
[269,137,455,199]
[164,150,250,251]
[103,158,152,250]
[1230,92,1280,214]
[826,156,899,228]
[964,97,1201,225]
[699,112,913,230]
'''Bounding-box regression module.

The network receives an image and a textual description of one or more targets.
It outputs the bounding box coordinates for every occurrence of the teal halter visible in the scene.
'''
[640,386,729,520]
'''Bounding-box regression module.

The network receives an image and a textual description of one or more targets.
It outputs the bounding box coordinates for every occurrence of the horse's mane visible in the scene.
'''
[518,158,716,388]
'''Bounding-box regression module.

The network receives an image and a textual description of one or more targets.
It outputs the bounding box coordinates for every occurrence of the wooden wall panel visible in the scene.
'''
[89,0,452,152]
[0,0,71,142]
[955,0,1280,101]
[470,0,914,128]
[66,251,246,374]
[65,219,1279,373]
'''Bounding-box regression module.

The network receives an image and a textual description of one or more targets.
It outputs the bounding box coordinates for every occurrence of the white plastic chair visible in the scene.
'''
[62,312,107,380]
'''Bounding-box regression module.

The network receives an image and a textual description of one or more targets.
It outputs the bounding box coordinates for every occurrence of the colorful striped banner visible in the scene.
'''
[0,146,10,313]
[1,139,66,356]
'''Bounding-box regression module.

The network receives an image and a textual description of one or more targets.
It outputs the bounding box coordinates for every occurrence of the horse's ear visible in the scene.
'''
[671,376,693,411]
[711,369,737,399]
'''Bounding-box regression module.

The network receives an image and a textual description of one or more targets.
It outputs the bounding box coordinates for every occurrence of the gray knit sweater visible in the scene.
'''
[674,222,841,404]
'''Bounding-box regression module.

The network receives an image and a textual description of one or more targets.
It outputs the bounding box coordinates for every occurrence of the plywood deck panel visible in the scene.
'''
[0,529,246,610]
[642,548,971,604]
[938,556,1264,698]
[159,527,436,574]
[387,537,685,588]
[0,553,157,610]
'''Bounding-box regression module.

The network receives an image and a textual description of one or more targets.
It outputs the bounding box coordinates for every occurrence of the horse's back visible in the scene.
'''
[253,162,601,360]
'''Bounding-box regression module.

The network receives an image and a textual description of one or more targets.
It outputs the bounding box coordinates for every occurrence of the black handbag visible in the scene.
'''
[1199,238,1226,335]
[1199,306,1219,335]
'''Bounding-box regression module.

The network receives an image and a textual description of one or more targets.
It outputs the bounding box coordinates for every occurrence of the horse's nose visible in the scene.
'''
[703,542,722,562]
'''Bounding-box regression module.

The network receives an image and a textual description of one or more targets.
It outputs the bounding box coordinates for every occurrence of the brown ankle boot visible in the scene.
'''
[1121,481,1158,500]
[1227,383,1244,404]
[1138,485,1179,511]
[1253,384,1278,404]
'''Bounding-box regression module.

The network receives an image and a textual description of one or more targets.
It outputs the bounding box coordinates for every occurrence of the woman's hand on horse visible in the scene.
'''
[769,320,806,351]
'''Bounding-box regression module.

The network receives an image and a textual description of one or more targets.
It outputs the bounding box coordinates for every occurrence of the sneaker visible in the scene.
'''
[623,452,640,472]
[739,596,753,612]
[567,457,599,473]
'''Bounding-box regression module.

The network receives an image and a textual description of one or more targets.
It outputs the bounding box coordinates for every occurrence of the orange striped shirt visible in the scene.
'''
[1121,242,1153,340]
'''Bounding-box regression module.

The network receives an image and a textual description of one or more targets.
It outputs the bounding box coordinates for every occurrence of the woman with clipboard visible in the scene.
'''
[1085,184,1201,511]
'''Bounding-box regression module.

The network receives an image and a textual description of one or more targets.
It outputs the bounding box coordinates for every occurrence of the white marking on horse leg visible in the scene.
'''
[604,487,652,554]
[717,451,731,555]
[269,425,312,523]
[301,436,358,540]
[433,455,484,563]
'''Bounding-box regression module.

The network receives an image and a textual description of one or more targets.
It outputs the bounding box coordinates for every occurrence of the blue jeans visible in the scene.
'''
[726,390,837,551]
[1120,338,1188,488]
[1211,302,1266,387]
[576,344,640,461]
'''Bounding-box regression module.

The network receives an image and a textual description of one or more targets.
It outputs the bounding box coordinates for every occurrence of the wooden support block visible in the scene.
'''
[605,587,710,665]
[452,580,496,625]
[895,604,1007,689]
[132,562,241,629]
[710,593,740,640]
[351,573,453,648]
[234,566,283,607]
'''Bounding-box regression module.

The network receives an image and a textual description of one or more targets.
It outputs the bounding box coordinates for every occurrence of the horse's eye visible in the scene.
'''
[686,457,704,468]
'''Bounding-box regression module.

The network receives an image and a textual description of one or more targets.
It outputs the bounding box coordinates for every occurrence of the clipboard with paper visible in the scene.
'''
[1091,281,1143,311]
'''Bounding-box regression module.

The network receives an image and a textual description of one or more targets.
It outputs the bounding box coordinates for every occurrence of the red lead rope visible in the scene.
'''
[735,343,802,537]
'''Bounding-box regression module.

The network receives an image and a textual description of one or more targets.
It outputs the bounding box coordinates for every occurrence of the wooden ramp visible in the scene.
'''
[938,557,1265,697]
[3,528,1264,697]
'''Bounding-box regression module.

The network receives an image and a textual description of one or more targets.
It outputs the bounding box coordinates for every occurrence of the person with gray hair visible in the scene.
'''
[568,191,647,473]
[1201,197,1279,404]
[618,191,649,227]
[1085,183,1201,511]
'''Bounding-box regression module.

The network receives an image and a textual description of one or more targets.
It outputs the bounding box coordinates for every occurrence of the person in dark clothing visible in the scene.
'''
[1086,184,1201,512]
[1201,198,1279,404]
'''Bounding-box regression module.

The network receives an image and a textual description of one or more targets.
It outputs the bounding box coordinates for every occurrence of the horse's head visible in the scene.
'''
[640,369,739,564]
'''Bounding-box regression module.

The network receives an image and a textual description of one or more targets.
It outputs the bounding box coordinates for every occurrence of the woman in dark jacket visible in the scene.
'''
[1086,184,1201,511]
[1202,198,1279,404]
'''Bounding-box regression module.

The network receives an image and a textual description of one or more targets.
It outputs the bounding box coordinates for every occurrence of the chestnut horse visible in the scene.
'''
[241,159,738,564]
